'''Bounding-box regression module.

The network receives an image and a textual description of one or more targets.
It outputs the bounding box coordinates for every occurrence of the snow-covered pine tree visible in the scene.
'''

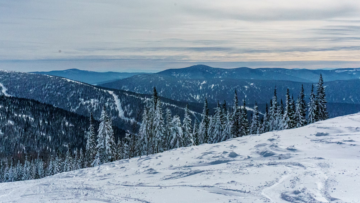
[37,158,45,179]
[16,160,22,181]
[308,84,318,124]
[86,113,97,167]
[138,106,149,156]
[64,149,71,172]
[105,114,115,162]
[231,90,241,138]
[283,89,294,129]
[240,100,249,136]
[199,99,210,144]
[154,100,165,153]
[78,148,84,169]
[22,155,30,180]
[54,154,62,175]
[211,102,223,143]
[182,104,193,147]
[295,85,307,127]
[115,139,124,160]
[317,74,328,121]
[170,115,183,149]
[193,121,199,146]
[93,106,107,166]
[261,104,270,133]
[163,108,172,151]
[221,111,232,141]
[47,156,54,177]
[269,88,278,131]
[250,102,259,134]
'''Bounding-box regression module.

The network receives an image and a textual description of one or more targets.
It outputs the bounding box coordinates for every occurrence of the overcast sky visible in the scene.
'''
[1,0,360,72]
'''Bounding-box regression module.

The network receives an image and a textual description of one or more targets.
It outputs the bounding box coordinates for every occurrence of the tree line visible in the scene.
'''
[0,75,328,183]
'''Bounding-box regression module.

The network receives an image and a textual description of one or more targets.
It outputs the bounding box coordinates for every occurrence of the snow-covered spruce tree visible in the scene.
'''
[211,102,223,143]
[16,160,22,181]
[170,115,183,149]
[261,104,270,133]
[47,156,54,177]
[37,159,45,179]
[193,121,200,146]
[64,148,73,172]
[221,111,232,141]
[182,104,193,147]
[240,100,249,136]
[22,155,30,181]
[221,101,227,127]
[163,108,172,151]
[231,90,241,138]
[277,99,285,130]
[199,98,210,144]
[138,106,149,156]
[296,85,307,127]
[92,106,107,166]
[86,113,97,167]
[154,100,165,153]
[317,74,328,121]
[115,139,124,160]
[105,115,115,162]
[54,154,62,175]
[78,148,84,169]
[269,88,278,131]
[250,102,259,134]
[283,89,295,129]
[308,84,318,124]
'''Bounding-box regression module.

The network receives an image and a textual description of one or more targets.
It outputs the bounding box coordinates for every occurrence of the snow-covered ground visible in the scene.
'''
[1,114,360,202]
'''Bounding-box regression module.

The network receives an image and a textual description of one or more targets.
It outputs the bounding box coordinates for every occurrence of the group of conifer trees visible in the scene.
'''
[0,75,328,183]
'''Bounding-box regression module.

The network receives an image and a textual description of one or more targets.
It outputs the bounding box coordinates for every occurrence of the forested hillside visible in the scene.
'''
[0,95,125,160]
[0,71,203,132]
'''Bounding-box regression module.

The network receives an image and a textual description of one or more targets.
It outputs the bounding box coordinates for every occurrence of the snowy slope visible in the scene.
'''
[1,113,360,202]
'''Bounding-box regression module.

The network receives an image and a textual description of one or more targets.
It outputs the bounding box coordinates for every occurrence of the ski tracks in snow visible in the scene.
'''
[0,83,11,96]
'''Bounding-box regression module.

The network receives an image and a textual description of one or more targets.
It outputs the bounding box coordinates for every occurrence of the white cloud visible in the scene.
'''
[0,0,360,70]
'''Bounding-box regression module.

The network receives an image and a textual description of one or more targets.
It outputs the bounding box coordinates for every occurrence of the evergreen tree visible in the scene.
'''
[199,99,210,144]
[317,74,328,121]
[231,90,241,138]
[308,84,318,124]
[86,113,97,167]
[270,88,278,131]
[221,111,232,141]
[240,100,249,136]
[163,108,172,151]
[193,121,199,146]
[283,89,294,129]
[154,100,165,153]
[93,106,107,166]
[211,102,223,143]
[296,85,307,127]
[105,115,115,162]
[182,105,193,147]
[250,102,259,134]
[138,106,149,156]
[261,104,270,133]
[170,115,183,149]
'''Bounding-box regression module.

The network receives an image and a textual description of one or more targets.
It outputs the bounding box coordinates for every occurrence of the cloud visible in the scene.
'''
[0,0,360,70]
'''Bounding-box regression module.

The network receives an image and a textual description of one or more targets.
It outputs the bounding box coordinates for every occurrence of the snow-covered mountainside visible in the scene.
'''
[1,113,359,202]
[0,71,203,131]
[32,69,144,85]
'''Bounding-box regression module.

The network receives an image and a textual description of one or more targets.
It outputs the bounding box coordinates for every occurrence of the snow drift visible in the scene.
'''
[1,113,360,202]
